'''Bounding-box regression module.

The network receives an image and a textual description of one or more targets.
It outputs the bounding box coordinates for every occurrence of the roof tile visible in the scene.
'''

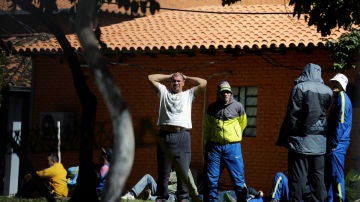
[4,4,349,54]
[2,55,32,88]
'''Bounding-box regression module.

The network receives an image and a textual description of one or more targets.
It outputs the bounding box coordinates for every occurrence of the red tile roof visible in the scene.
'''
[0,0,285,13]
[4,4,347,54]
[2,55,32,88]
[99,0,288,15]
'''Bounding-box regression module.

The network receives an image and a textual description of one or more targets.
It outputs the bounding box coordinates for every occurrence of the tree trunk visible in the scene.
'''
[14,2,99,201]
[75,0,135,202]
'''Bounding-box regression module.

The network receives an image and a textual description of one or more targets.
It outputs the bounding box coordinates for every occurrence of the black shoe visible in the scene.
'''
[237,187,249,202]
[142,189,151,200]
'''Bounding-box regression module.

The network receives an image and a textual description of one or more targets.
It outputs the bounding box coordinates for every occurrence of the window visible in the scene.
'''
[231,86,258,137]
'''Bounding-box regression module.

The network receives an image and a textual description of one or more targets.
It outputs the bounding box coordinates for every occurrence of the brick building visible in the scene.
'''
[1,0,359,196]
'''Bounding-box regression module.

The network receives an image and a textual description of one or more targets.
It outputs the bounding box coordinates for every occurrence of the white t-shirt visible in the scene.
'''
[157,83,195,129]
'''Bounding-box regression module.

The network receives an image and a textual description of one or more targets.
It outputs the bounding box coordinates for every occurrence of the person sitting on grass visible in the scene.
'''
[122,169,198,201]
[221,172,310,202]
[16,153,68,198]
[66,166,79,196]
[96,147,112,199]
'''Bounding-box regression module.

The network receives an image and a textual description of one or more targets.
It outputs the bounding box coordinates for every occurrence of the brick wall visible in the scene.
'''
[30,49,358,195]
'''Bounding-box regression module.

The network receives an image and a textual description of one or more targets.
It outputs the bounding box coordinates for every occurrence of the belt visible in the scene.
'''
[209,141,240,145]
[159,125,187,133]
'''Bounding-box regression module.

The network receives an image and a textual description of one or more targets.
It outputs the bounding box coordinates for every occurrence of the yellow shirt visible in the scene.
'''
[36,162,68,197]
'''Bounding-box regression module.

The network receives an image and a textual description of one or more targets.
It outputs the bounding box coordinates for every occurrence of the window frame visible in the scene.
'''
[231,86,258,137]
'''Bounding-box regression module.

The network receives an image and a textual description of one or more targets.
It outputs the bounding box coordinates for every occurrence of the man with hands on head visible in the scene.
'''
[148,72,207,202]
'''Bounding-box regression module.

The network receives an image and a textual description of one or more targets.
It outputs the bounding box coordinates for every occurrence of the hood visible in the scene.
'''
[294,63,324,85]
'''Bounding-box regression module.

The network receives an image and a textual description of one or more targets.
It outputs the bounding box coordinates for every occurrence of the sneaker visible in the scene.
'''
[223,192,235,202]
[142,189,151,200]
[121,192,135,200]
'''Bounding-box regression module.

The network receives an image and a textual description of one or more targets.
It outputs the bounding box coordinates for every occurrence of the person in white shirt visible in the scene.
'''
[148,72,206,202]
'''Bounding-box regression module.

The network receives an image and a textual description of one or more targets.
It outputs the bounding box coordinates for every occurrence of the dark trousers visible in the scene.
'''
[16,178,55,198]
[156,130,191,201]
[288,151,326,202]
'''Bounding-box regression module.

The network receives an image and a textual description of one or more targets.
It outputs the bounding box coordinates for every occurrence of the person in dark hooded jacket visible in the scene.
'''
[276,63,332,202]
[204,81,248,202]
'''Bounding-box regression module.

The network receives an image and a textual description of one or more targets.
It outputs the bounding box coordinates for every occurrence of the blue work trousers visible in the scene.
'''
[326,142,349,202]
[205,142,247,202]
[156,130,191,201]
[270,172,289,201]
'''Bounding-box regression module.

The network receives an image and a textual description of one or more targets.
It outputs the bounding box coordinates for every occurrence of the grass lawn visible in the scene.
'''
[0,196,150,202]
[0,196,68,202]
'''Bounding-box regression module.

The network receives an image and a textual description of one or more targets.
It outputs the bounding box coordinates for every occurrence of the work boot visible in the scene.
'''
[236,187,248,202]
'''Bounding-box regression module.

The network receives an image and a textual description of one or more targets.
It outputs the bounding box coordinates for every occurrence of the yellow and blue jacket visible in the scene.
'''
[204,97,247,145]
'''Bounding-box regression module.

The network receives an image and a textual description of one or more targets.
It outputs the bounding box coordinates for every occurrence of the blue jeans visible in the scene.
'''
[205,142,247,202]
[131,174,157,197]
[131,174,177,201]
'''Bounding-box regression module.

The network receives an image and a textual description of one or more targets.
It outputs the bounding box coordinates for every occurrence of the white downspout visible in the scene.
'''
[57,121,61,163]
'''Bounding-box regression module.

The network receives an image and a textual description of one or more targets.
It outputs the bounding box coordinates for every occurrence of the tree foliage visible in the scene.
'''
[290,0,360,37]
[221,0,242,6]
[288,0,360,70]
[9,0,161,17]
[326,29,360,70]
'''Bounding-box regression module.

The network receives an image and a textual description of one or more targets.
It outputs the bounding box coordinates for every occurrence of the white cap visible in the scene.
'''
[330,73,348,91]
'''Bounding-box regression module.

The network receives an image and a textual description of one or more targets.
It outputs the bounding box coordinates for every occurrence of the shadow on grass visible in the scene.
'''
[0,196,151,202]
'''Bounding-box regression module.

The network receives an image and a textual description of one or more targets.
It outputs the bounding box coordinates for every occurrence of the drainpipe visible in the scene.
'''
[57,121,61,163]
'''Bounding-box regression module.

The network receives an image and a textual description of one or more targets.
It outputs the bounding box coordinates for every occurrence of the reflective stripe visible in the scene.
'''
[337,182,343,202]
[340,92,345,123]
[272,176,282,199]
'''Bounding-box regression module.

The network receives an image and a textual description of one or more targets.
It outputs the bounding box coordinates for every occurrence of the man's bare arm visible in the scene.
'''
[185,75,207,97]
[148,74,172,92]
